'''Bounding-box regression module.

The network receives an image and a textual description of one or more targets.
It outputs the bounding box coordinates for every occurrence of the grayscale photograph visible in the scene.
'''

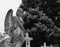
[0,0,60,47]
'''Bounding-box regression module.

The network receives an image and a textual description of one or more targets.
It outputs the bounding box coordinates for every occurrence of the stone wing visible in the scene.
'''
[4,9,13,33]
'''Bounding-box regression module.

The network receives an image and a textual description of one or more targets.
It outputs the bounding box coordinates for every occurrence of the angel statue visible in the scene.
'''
[4,8,25,47]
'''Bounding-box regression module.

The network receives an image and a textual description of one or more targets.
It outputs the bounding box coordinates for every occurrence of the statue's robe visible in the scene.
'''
[4,9,25,47]
[12,16,25,47]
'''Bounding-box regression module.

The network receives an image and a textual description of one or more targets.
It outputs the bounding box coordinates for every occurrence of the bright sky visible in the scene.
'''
[0,0,22,34]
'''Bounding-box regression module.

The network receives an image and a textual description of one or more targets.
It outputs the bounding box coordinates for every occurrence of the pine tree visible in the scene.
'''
[17,0,60,46]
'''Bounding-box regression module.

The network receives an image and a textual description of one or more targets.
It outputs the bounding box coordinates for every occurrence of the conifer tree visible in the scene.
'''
[18,0,60,46]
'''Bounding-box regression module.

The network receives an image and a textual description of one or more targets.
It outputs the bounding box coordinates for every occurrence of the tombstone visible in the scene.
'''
[50,45,53,47]
[41,42,49,47]
[24,33,33,47]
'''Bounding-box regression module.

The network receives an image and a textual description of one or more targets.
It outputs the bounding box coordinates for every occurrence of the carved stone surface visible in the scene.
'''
[4,8,25,47]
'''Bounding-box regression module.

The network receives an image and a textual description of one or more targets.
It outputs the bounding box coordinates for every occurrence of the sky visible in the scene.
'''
[0,0,22,34]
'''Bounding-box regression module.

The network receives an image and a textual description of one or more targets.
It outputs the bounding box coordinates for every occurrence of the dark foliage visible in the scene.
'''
[18,0,60,46]
[20,0,60,28]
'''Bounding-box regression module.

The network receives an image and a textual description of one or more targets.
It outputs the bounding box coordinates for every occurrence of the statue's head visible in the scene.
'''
[16,8,24,17]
